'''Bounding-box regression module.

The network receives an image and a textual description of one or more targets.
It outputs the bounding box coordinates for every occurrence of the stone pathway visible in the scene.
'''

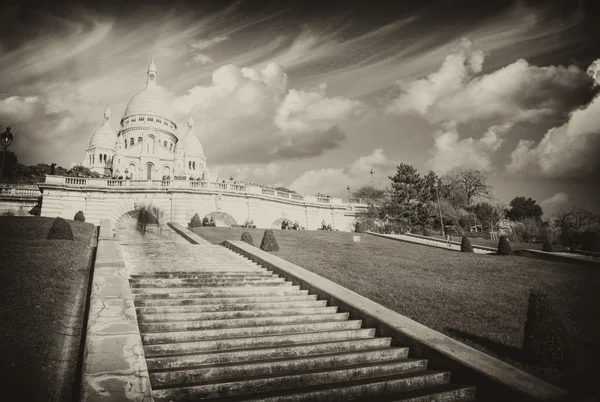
[371,233,495,254]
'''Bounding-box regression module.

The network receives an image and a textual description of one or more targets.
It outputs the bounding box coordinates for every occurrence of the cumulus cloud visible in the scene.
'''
[289,148,396,196]
[426,122,513,175]
[540,192,570,216]
[173,63,361,163]
[389,38,593,125]
[507,59,600,179]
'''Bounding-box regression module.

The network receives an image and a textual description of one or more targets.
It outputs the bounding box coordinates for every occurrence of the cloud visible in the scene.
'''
[388,38,593,125]
[173,63,361,163]
[289,148,396,196]
[187,36,230,65]
[540,192,570,216]
[507,60,600,179]
[426,121,514,175]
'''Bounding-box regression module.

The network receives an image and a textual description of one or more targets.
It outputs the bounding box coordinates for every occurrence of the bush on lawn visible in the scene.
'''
[74,211,85,222]
[2,211,15,216]
[189,213,202,228]
[497,236,513,255]
[423,227,432,237]
[542,241,554,252]
[460,236,474,252]
[241,232,254,246]
[523,288,575,369]
[260,230,279,252]
[355,222,364,233]
[47,217,74,240]
[202,217,209,226]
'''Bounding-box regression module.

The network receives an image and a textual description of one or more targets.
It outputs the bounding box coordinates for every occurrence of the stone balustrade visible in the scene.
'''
[0,186,41,198]
[43,175,368,209]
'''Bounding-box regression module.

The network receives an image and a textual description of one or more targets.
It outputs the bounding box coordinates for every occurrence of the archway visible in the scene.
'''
[272,218,294,230]
[203,211,237,227]
[115,209,159,229]
[127,163,136,179]
[162,165,171,178]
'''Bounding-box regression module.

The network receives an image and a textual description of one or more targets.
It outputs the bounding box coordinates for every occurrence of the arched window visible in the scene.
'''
[188,161,191,169]
[130,138,134,146]
[147,117,153,122]
[139,117,145,121]
[92,155,95,164]
[163,141,167,147]
[193,161,196,170]
[104,154,107,162]
[137,137,142,143]
[169,143,173,150]
[124,141,127,149]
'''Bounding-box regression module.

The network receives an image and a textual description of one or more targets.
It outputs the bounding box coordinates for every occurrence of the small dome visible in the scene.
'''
[182,116,204,156]
[89,106,117,149]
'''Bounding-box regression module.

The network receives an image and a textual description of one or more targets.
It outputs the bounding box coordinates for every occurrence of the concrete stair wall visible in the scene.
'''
[130,244,476,401]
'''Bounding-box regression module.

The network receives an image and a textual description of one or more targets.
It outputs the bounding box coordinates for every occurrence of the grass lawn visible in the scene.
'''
[192,227,600,399]
[426,233,561,251]
[0,217,96,401]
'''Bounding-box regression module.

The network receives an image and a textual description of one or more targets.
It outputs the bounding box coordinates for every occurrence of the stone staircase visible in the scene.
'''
[130,245,476,401]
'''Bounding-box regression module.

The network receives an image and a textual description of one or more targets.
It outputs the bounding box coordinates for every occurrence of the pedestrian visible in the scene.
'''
[445,226,451,246]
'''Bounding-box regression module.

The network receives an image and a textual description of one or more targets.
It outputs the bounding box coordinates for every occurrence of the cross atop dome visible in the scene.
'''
[187,115,194,131]
[104,105,111,123]
[147,58,157,86]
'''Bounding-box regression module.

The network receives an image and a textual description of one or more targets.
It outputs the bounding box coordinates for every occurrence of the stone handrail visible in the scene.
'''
[0,187,41,197]
[43,175,368,209]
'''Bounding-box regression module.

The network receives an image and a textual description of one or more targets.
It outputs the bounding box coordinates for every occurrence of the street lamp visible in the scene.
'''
[369,169,374,187]
[0,127,14,182]
[434,180,445,237]
[346,185,351,203]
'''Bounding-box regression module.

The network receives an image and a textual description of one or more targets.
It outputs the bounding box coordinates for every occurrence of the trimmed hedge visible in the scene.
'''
[74,211,85,222]
[523,289,574,368]
[460,236,473,252]
[355,222,364,233]
[241,232,255,246]
[189,213,202,228]
[47,217,74,240]
[542,241,554,252]
[260,230,279,252]
[497,236,513,255]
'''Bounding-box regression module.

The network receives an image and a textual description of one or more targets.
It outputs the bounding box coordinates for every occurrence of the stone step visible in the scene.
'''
[146,338,396,370]
[131,271,273,278]
[131,283,295,294]
[144,328,377,357]
[136,300,330,315]
[133,287,306,299]
[140,312,349,332]
[150,348,413,387]
[134,294,317,307]
[137,306,337,322]
[130,277,286,287]
[142,320,364,344]
[151,361,435,401]
[190,374,469,402]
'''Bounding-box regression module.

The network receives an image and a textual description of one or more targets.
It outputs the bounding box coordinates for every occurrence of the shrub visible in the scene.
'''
[497,236,513,255]
[74,211,85,222]
[241,232,255,246]
[523,289,574,369]
[260,230,279,252]
[189,213,202,228]
[542,241,554,252]
[355,222,364,233]
[460,236,474,252]
[422,227,432,237]
[47,217,74,240]
[202,217,209,226]
[2,211,15,216]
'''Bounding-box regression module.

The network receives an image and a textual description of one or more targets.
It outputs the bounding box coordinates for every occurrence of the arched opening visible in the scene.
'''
[146,162,154,180]
[203,212,238,227]
[115,209,160,229]
[128,163,136,179]
[130,138,134,146]
[162,165,171,178]
[137,137,142,143]
[163,140,167,147]
[272,218,295,230]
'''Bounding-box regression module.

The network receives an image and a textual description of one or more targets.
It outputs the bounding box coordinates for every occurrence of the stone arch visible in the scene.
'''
[114,209,159,229]
[204,211,237,227]
[272,217,294,229]
[161,165,171,178]
[127,163,137,179]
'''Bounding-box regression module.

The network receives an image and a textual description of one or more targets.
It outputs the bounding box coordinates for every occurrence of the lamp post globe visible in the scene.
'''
[0,127,14,182]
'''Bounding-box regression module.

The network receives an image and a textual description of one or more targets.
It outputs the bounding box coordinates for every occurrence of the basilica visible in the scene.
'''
[82,59,210,181]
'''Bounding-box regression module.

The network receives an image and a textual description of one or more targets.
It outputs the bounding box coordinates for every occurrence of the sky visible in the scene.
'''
[1,0,599,215]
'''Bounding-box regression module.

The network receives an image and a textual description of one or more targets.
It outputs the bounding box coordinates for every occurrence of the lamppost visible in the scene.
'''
[369,169,374,187]
[346,185,351,203]
[434,179,445,237]
[0,127,14,182]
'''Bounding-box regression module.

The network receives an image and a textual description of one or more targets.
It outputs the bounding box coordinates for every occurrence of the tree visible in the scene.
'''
[66,165,102,178]
[352,185,386,206]
[422,170,439,203]
[0,150,18,181]
[472,202,503,231]
[386,163,429,227]
[506,197,543,222]
[449,170,491,207]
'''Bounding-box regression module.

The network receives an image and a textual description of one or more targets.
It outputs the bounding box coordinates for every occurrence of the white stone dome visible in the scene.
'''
[89,107,117,149]
[182,116,204,156]
[123,59,174,121]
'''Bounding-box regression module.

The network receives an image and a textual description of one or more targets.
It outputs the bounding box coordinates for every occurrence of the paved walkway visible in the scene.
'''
[370,233,495,254]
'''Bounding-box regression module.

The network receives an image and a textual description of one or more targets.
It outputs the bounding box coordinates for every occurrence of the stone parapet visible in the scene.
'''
[81,219,153,402]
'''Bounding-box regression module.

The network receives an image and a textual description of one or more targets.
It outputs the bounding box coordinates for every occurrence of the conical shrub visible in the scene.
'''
[542,241,554,252]
[460,236,473,252]
[260,230,279,252]
[523,288,574,368]
[497,235,513,255]
[48,217,74,240]
[355,222,364,233]
[74,211,85,222]
[189,213,202,228]
[241,232,255,246]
